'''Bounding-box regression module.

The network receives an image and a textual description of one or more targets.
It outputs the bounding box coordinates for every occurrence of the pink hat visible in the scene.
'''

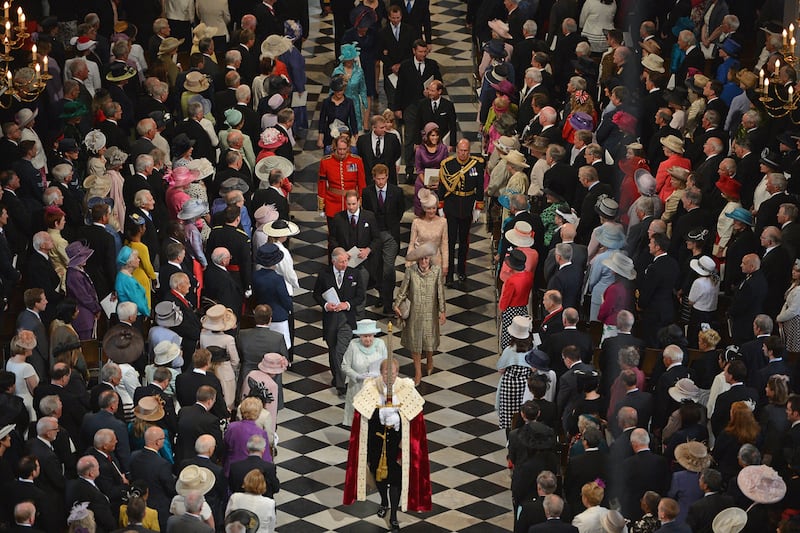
[258,127,287,149]
[166,166,201,188]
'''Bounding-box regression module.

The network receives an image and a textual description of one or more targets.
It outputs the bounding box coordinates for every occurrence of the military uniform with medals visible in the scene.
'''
[318,153,367,220]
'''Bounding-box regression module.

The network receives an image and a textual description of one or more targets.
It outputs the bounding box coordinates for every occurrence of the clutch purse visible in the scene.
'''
[397,298,410,319]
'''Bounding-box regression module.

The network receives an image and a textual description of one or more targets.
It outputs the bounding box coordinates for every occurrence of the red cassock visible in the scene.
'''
[343,410,432,512]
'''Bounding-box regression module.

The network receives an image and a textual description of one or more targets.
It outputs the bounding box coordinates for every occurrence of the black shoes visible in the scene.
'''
[390,519,400,532]
[376,506,388,518]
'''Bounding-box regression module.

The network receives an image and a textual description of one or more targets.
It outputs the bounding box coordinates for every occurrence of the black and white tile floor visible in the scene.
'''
[275,2,510,531]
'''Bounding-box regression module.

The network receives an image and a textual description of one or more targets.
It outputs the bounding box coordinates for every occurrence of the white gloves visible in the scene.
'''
[438,208,444,217]
[472,209,481,223]
[379,407,401,430]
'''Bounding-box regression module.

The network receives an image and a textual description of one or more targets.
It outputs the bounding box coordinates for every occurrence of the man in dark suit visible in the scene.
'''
[232,30,257,86]
[233,89,262,150]
[780,203,800,260]
[161,272,202,360]
[23,234,61,325]
[538,290,565,344]
[738,315,772,387]
[86,428,129,521]
[128,426,176,532]
[543,145,578,206]
[176,386,224,465]
[80,390,131,471]
[328,191,381,306]
[81,203,117,300]
[128,118,157,164]
[608,408,637,499]
[228,433,280,497]
[6,501,46,533]
[547,243,583,309]
[178,435,228,526]
[133,367,178,437]
[65,455,117,533]
[378,5,419,109]
[1,456,49,530]
[356,116,403,185]
[312,247,365,395]
[389,0,431,42]
[556,346,595,418]
[251,160,290,220]
[542,308,592,376]
[733,139,760,210]
[669,188,714,261]
[656,499,693,533]
[361,165,405,315]
[175,350,228,419]
[543,223,588,284]
[563,428,607,513]
[25,417,66,524]
[727,255,768,345]
[16,288,51,379]
[128,192,160,264]
[414,80,458,151]
[653,345,692,431]
[528,495,578,533]
[202,247,243,316]
[600,311,646,395]
[122,155,157,224]
[686,468,734,533]
[207,206,253,296]
[710,360,758,437]
[551,18,586,92]
[511,21,547,87]
[32,364,87,445]
[613,370,654,431]
[165,492,214,533]
[756,335,791,400]
[638,233,680,345]
[621,429,670,521]
[760,226,793,318]
[675,30,704,85]
[574,166,612,245]
[757,177,797,238]
[239,304,289,376]
[174,108,216,163]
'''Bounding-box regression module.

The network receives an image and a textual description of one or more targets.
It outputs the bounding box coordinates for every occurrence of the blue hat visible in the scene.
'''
[339,42,360,62]
[116,246,134,266]
[725,207,753,226]
[255,243,284,267]
[720,38,741,57]
[525,349,549,370]
[482,39,507,59]
[596,224,625,249]
[59,137,78,152]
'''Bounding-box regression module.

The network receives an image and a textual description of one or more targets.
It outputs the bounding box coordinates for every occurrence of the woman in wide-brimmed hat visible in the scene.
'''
[65,241,101,340]
[240,350,289,439]
[84,129,108,178]
[178,198,210,271]
[499,249,534,350]
[171,465,216,526]
[200,304,240,411]
[596,252,636,339]
[395,242,447,384]
[496,315,533,435]
[670,441,712,522]
[144,337,183,395]
[263,218,301,292]
[587,195,623,261]
[663,377,709,458]
[686,255,720,345]
[341,319,386,425]
[499,149,530,222]
[587,225,626,322]
[662,166,690,225]
[656,135,691,204]
[736,464,786,528]
[499,221,538,283]
[156,36,184,87]
[253,243,292,351]
[413,122,449,211]
[128,395,174,463]
[408,188,448,275]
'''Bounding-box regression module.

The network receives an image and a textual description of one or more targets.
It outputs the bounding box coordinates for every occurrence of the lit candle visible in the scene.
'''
[19,13,24,31]
[783,29,788,46]
[3,3,8,21]
[776,58,781,72]
[760,69,765,87]
[6,70,10,84]
[3,36,8,55]
[765,78,770,93]
[30,43,35,61]
[4,21,9,36]
[34,62,39,82]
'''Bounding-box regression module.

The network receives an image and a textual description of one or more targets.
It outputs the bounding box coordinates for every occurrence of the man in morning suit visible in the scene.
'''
[613,370,654,431]
[176,385,224,465]
[87,429,129,520]
[356,116,402,185]
[178,434,228,527]
[527,495,578,533]
[574,166,612,245]
[760,226,793,319]
[563,428,607,514]
[438,139,484,287]
[739,314,772,387]
[203,248,243,316]
[251,161,290,220]
[328,190,381,317]
[538,290,565,345]
[23,233,61,325]
[389,0,432,43]
[228,433,280,497]
[686,468,734,533]
[621,429,671,521]
[653,345,692,431]
[206,205,253,297]
[710,360,758,437]
[675,30,704,86]
[8,501,45,533]
[129,426,176,532]
[239,304,289,377]
[165,491,213,533]
[31,364,86,445]
[312,247,365,396]
[133,367,178,437]
[81,202,118,300]
[755,335,791,402]
[360,164,406,316]
[16,288,51,380]
[161,272,202,360]
[378,5,418,109]
[637,233,679,345]
[547,243,583,309]
[542,308,592,376]
[175,350,228,419]
[25,417,66,525]
[65,455,116,533]
[600,311,646,394]
[414,80,458,151]
[727,254,768,345]
[556,346,594,419]
[80,390,131,471]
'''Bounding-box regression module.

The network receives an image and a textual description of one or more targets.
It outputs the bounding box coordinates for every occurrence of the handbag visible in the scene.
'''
[397,298,410,319]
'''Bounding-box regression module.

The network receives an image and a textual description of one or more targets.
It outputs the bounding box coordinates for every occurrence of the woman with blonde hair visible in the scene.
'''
[407,189,448,276]
[778,260,800,352]
[224,397,272,475]
[5,330,39,419]
[225,470,277,533]
[572,480,609,532]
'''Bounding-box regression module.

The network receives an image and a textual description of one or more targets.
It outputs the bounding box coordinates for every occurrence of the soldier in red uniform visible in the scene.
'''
[318,137,367,226]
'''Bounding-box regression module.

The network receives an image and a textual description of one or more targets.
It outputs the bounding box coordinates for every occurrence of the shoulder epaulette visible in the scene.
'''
[472,155,485,163]
[441,155,457,164]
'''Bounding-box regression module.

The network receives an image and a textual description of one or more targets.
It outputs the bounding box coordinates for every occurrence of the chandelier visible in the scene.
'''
[0,3,49,109]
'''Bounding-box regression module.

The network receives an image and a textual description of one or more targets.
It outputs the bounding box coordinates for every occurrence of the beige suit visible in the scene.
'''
[196,0,232,37]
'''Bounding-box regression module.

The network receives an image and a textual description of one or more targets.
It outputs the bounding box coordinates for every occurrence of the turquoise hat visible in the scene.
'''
[117,246,135,267]
[725,207,753,226]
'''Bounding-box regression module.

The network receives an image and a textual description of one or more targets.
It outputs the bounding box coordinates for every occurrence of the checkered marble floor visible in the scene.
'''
[273,2,510,532]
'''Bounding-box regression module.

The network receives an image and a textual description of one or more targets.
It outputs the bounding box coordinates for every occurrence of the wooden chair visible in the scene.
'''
[641,348,662,379]
[81,339,102,384]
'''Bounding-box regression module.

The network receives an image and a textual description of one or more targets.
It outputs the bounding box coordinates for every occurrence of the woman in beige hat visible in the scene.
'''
[669,441,712,523]
[394,242,447,384]
[170,464,216,527]
[655,136,691,205]
[685,73,709,138]
[240,352,289,439]
[408,188,448,276]
[129,395,174,463]
[105,145,129,227]
[662,167,689,226]
[200,304,240,411]
[341,319,387,426]
[499,150,530,222]
[5,330,38,419]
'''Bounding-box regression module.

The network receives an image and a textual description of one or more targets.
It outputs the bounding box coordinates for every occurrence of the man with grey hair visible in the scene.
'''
[756,173,793,236]
[167,490,212,532]
[129,117,157,163]
[129,426,176,531]
[123,153,155,208]
[26,415,67,521]
[203,246,243,315]
[228,433,281,497]
[174,101,216,162]
[547,243,582,308]
[517,66,548,131]
[515,470,570,532]
[313,247,364,396]
[575,165,612,244]
[543,143,578,208]
[676,29,703,82]
[233,83,260,149]
[129,189,160,262]
[621,427,670,521]
[600,310,646,393]
[88,428,129,512]
[65,455,116,531]
[760,225,793,318]
[653,345,691,431]
[81,388,132,470]
[25,232,61,323]
[511,19,545,88]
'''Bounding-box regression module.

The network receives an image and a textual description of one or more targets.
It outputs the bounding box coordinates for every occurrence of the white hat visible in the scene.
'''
[507,315,532,340]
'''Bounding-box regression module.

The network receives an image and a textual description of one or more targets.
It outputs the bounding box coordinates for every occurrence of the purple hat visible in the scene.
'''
[569,112,594,131]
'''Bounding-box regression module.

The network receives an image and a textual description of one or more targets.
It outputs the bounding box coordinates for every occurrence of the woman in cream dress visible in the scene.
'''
[341,319,387,426]
[407,189,448,277]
